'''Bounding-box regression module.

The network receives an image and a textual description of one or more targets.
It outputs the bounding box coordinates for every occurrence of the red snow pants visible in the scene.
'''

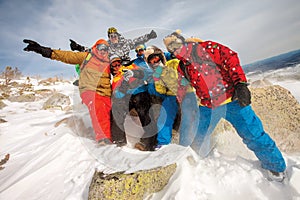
[81,91,111,141]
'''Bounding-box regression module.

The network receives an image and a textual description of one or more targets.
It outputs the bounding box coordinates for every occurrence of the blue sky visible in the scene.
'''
[0,0,300,78]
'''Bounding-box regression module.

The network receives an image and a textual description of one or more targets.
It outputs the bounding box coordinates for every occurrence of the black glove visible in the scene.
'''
[72,79,79,86]
[118,80,130,94]
[232,82,251,107]
[23,39,52,58]
[148,30,157,39]
[121,59,134,66]
[69,39,85,52]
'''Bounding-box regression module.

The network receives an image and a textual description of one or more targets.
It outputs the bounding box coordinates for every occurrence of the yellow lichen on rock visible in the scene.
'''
[88,163,177,200]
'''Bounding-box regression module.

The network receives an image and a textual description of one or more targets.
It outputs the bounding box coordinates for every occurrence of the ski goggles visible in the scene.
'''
[96,44,109,51]
[109,33,118,39]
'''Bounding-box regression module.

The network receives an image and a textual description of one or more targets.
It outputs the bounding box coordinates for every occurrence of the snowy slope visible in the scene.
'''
[0,72,300,200]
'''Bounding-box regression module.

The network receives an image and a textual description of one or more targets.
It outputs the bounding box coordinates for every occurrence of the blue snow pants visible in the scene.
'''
[157,92,199,145]
[156,95,178,145]
[191,100,286,172]
[179,92,199,146]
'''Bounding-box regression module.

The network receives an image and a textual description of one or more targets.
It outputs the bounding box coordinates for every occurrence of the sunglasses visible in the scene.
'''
[109,33,118,39]
[136,48,145,53]
[149,55,161,64]
[111,61,121,67]
[97,44,108,51]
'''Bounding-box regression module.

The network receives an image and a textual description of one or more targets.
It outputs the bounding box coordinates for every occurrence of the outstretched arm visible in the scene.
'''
[51,50,87,65]
[23,39,87,65]
[128,30,157,49]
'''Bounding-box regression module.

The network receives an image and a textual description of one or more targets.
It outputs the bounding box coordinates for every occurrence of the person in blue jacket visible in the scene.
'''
[111,50,158,151]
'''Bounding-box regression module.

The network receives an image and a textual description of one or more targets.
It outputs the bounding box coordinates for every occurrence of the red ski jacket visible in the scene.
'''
[176,41,247,108]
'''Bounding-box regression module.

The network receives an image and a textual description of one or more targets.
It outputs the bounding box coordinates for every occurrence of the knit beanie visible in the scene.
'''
[163,29,185,53]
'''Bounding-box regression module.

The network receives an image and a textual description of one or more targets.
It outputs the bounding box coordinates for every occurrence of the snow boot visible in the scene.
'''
[97,138,112,147]
[267,170,287,183]
[154,144,165,151]
[113,139,127,147]
[134,142,147,151]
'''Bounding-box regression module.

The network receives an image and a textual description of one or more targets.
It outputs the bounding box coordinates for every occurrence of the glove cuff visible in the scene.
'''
[234,82,249,88]
[41,47,53,58]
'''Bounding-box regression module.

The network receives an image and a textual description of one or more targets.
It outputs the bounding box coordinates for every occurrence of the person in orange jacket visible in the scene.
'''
[23,39,112,145]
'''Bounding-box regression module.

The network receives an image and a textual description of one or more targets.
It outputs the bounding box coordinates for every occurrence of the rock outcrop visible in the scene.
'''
[88,164,176,200]
[0,100,7,109]
[250,85,300,152]
[42,93,71,111]
[213,84,300,153]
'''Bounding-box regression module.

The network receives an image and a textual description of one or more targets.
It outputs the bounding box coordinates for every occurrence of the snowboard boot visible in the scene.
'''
[154,144,165,151]
[267,170,287,182]
[97,138,112,147]
[113,139,127,147]
[134,142,147,151]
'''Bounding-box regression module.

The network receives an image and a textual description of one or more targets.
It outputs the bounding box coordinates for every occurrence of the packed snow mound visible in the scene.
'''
[0,77,300,200]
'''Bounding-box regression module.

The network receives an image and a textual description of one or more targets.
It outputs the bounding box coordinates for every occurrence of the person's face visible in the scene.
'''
[109,33,119,44]
[96,44,109,57]
[148,55,162,68]
[172,48,181,56]
[111,60,122,75]
[137,49,144,56]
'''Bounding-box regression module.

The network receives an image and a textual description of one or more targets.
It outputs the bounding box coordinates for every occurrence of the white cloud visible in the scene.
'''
[1,0,300,76]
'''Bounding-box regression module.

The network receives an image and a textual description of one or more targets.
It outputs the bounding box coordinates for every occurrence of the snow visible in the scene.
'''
[1,68,300,200]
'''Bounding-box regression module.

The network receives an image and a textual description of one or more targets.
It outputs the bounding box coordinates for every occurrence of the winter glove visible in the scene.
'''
[123,69,144,81]
[69,39,85,52]
[148,30,157,39]
[123,69,134,81]
[23,39,52,58]
[121,59,134,66]
[232,82,251,107]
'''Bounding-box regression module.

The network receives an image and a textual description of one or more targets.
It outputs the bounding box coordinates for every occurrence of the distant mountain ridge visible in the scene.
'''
[243,49,300,73]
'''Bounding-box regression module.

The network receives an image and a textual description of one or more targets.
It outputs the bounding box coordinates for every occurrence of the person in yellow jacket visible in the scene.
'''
[23,39,112,145]
[144,45,199,150]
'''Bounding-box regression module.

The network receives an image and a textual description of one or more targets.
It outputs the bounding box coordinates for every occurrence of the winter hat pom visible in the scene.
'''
[170,29,185,43]
[175,29,182,35]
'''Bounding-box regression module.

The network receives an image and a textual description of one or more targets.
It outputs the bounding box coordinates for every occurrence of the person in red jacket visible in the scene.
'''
[163,30,286,182]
